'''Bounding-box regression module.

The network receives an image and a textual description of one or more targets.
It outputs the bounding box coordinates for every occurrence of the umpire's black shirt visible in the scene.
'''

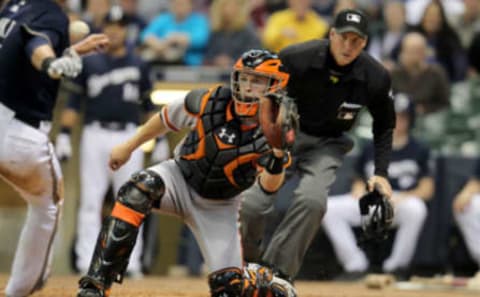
[279,39,395,177]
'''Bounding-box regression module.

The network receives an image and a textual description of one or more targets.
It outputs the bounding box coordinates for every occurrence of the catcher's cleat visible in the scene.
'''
[270,276,297,297]
[77,276,110,297]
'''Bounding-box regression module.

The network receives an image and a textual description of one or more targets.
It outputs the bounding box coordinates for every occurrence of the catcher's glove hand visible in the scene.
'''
[358,189,394,244]
[258,92,299,151]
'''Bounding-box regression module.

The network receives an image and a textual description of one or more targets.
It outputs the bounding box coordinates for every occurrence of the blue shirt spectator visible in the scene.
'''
[140,0,209,66]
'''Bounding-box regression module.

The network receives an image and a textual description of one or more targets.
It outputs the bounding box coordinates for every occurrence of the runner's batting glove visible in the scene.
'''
[44,48,82,79]
[55,132,72,162]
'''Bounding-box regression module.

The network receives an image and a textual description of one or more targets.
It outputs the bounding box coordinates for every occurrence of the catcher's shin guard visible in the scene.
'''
[78,170,165,296]
[77,216,139,297]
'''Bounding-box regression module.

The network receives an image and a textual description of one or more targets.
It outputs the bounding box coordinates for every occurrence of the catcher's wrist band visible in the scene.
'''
[41,57,55,74]
[265,152,284,175]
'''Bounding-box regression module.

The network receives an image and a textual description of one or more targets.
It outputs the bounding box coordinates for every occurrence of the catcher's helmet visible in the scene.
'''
[358,189,394,244]
[231,49,289,117]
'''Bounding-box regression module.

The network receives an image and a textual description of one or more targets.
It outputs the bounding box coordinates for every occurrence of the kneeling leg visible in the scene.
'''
[77,170,164,297]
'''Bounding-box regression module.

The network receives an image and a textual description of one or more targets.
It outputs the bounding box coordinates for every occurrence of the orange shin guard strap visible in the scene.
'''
[111,202,145,227]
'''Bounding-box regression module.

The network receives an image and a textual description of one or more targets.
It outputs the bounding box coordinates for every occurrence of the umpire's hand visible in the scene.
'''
[367,175,393,199]
[109,143,133,171]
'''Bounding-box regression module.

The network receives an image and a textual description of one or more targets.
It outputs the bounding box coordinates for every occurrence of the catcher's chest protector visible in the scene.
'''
[177,87,269,199]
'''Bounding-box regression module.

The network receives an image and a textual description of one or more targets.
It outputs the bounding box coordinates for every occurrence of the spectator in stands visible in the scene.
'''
[249,0,269,34]
[82,0,110,33]
[140,0,209,65]
[451,0,480,49]
[137,0,170,21]
[411,0,467,82]
[119,0,148,46]
[368,1,408,71]
[452,160,480,273]
[391,32,450,115]
[323,94,434,280]
[203,0,261,68]
[332,0,358,16]
[468,32,480,75]
[262,0,328,53]
[405,0,464,26]
[312,0,336,20]
[249,0,287,35]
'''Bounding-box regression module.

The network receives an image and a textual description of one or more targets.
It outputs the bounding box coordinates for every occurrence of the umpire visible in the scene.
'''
[240,8,396,282]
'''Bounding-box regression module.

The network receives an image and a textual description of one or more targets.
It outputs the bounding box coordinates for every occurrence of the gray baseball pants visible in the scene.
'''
[240,131,353,278]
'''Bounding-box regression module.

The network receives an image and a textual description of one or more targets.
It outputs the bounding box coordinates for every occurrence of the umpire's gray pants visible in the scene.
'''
[240,131,353,278]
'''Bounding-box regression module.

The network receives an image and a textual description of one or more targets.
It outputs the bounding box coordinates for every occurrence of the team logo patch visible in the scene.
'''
[217,127,237,144]
[346,13,361,23]
[336,102,362,120]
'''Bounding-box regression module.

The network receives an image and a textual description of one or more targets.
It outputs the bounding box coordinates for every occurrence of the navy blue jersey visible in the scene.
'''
[0,0,69,121]
[66,49,154,124]
[356,137,431,191]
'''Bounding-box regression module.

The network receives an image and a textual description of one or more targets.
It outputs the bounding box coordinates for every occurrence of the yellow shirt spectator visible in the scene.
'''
[263,8,328,53]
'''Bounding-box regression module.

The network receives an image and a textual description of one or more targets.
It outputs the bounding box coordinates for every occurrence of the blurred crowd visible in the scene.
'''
[51,0,480,155]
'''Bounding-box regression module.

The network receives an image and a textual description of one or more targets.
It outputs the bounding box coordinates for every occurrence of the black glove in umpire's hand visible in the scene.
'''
[47,48,82,79]
[358,189,394,244]
[258,92,299,151]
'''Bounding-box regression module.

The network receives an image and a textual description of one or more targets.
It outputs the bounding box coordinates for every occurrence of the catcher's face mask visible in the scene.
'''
[231,49,289,118]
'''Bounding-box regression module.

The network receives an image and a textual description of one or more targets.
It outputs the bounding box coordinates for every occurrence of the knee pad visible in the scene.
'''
[208,267,243,297]
[117,170,165,214]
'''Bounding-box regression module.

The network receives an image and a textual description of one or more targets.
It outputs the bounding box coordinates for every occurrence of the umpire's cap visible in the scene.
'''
[104,6,129,26]
[333,9,368,39]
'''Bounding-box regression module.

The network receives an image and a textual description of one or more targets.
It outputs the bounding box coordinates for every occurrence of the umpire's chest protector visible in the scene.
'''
[176,86,269,200]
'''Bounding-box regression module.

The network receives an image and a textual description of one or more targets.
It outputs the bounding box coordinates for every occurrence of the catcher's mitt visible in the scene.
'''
[358,189,394,244]
[258,92,299,151]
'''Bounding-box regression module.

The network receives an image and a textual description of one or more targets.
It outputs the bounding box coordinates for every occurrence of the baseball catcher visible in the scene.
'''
[76,49,296,297]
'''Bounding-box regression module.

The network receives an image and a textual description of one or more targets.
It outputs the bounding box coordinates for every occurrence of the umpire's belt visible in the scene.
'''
[91,121,136,131]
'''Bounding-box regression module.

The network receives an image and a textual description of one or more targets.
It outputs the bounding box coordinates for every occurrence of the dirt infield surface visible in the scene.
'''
[0,275,477,297]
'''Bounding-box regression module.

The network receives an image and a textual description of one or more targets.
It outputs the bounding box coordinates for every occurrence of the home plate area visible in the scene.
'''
[1,274,478,297]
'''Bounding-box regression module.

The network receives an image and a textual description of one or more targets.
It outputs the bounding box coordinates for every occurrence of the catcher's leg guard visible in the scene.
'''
[208,267,244,297]
[78,170,164,297]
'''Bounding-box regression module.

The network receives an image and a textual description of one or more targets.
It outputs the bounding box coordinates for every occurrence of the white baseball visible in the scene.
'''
[69,20,90,42]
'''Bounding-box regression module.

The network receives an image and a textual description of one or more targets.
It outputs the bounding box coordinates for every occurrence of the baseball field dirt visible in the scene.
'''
[1,274,478,297]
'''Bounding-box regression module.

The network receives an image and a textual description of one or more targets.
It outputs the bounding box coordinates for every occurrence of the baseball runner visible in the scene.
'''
[0,1,109,296]
[240,8,396,283]
[76,49,297,297]
[453,160,480,270]
[56,7,155,276]
[322,94,434,278]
